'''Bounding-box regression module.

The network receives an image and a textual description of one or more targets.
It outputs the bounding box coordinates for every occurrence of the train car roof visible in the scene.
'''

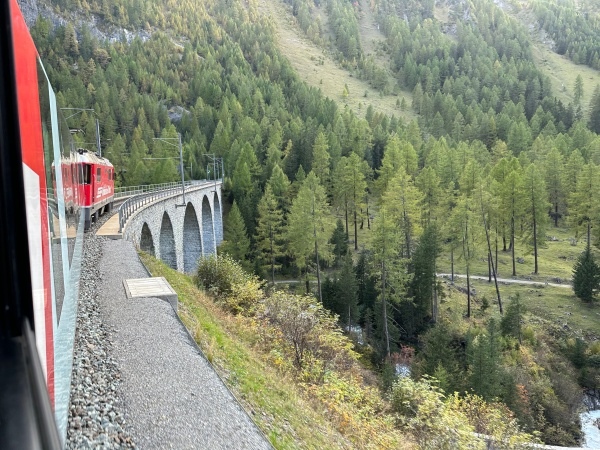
[77,149,113,167]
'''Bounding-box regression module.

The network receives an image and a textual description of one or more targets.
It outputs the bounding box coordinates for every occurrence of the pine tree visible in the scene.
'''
[330,218,348,265]
[574,74,584,106]
[467,319,502,401]
[573,246,600,303]
[336,254,359,328]
[410,224,440,328]
[500,294,525,343]
[589,85,600,134]
[219,202,251,269]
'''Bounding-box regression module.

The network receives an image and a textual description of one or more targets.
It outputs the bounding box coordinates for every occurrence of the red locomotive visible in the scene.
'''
[78,149,115,230]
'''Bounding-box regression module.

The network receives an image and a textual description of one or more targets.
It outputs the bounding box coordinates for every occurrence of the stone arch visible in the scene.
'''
[213,191,223,245]
[159,212,177,269]
[140,222,155,256]
[201,195,215,256]
[183,203,202,273]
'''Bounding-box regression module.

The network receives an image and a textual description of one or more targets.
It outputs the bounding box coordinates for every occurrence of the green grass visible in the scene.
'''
[258,0,416,122]
[139,253,354,449]
[436,227,600,283]
[509,2,600,111]
[441,277,600,339]
[348,221,600,339]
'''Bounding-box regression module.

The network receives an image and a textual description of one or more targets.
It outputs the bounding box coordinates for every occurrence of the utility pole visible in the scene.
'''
[203,154,222,192]
[95,119,101,156]
[151,133,186,206]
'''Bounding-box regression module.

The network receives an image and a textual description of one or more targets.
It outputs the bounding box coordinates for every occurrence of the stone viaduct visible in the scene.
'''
[121,181,223,273]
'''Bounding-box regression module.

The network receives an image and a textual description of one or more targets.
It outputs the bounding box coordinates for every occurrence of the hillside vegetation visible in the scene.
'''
[30,0,600,446]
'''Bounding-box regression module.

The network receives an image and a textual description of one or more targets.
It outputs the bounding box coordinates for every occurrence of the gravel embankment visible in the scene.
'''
[67,217,136,448]
[67,212,272,449]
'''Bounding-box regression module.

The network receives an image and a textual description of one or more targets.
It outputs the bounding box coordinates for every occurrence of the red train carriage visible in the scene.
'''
[78,149,115,230]
[0,0,102,447]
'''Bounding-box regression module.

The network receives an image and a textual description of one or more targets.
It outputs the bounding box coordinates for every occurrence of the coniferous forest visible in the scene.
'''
[27,0,600,446]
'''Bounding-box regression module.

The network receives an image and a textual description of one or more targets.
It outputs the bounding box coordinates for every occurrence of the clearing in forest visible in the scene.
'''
[258,0,415,121]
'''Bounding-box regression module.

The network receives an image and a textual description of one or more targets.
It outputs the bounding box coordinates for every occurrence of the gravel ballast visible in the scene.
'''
[67,224,135,449]
[67,218,272,449]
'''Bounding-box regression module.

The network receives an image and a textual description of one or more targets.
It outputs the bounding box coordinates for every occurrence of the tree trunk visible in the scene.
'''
[464,221,471,318]
[533,201,538,275]
[588,222,591,251]
[554,202,559,227]
[481,204,503,314]
[354,209,358,250]
[466,256,471,319]
[451,246,454,284]
[495,226,498,276]
[432,259,438,323]
[511,215,516,277]
[367,201,371,229]
[344,194,349,240]
[315,231,322,302]
[404,210,411,258]
[382,260,390,358]
[270,227,275,285]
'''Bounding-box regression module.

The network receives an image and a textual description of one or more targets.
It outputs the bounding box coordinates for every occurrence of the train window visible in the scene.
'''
[96,167,101,182]
[82,164,91,184]
[37,60,65,324]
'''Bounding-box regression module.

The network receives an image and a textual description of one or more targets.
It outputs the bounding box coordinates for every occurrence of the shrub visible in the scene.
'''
[196,254,264,314]
[390,376,479,449]
[262,291,357,375]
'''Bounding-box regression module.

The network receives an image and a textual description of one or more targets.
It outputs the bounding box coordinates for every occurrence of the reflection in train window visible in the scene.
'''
[37,59,65,324]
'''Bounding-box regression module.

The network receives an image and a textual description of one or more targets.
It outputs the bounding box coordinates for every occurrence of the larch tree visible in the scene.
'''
[255,185,285,284]
[449,194,481,318]
[381,167,423,258]
[523,164,549,275]
[371,205,407,357]
[267,165,291,211]
[415,166,442,227]
[569,162,600,245]
[374,134,403,196]
[543,147,565,227]
[311,131,331,188]
[286,171,335,302]
[333,153,369,247]
[502,167,526,277]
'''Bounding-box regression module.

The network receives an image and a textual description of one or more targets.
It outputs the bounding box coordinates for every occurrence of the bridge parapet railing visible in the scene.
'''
[114,180,205,200]
[117,179,220,233]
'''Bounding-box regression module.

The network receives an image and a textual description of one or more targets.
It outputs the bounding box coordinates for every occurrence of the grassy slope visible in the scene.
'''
[435,226,600,339]
[140,254,354,449]
[258,0,415,121]
[140,253,412,449]
[509,1,600,113]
